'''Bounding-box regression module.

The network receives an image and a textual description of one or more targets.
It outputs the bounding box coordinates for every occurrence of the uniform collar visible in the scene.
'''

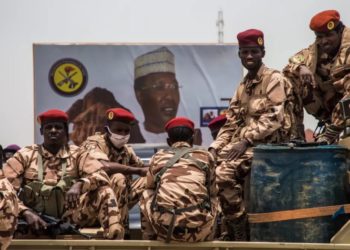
[39,144,70,159]
[171,141,192,149]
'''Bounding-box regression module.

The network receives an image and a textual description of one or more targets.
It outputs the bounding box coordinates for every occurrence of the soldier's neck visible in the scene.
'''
[42,143,63,155]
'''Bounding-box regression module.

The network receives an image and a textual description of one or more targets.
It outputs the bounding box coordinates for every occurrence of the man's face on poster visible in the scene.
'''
[135,72,180,133]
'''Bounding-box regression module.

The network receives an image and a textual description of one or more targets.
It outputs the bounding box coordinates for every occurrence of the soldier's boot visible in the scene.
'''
[227,215,249,241]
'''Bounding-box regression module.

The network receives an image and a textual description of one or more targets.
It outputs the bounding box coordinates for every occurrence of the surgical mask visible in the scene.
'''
[106,127,130,148]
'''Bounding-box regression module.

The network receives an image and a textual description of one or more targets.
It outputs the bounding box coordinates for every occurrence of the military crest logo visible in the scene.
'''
[327,21,335,30]
[49,58,88,96]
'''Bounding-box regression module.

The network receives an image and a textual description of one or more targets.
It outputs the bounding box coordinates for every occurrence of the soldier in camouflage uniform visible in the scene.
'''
[209,29,294,241]
[3,109,124,239]
[0,170,18,250]
[283,10,350,143]
[79,108,148,238]
[140,117,218,242]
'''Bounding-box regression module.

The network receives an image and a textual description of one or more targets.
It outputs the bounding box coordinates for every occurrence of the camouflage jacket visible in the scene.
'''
[211,64,294,151]
[80,133,144,169]
[146,141,217,213]
[0,170,18,233]
[3,144,109,213]
[283,27,350,121]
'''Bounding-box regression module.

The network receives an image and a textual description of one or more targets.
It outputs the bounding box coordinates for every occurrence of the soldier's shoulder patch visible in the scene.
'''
[290,54,305,64]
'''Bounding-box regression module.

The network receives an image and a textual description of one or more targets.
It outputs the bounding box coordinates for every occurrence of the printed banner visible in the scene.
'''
[33,44,243,146]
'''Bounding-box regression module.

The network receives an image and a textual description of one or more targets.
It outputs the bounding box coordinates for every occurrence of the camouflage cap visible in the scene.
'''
[134,47,175,80]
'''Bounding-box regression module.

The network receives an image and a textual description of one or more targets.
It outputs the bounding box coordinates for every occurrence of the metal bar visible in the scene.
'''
[8,240,350,250]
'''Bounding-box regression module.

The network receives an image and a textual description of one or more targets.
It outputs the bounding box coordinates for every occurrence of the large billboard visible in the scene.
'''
[33,44,243,146]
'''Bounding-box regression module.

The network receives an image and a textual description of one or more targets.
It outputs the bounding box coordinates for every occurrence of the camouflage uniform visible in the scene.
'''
[140,141,218,242]
[283,27,350,143]
[80,133,146,232]
[3,144,123,239]
[211,64,293,240]
[0,170,18,250]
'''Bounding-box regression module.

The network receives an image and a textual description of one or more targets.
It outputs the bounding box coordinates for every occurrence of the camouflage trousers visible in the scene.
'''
[62,185,123,239]
[140,189,217,242]
[0,178,19,250]
[216,146,253,240]
[110,174,146,233]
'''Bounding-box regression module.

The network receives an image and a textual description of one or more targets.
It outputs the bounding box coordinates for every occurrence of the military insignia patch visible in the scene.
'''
[49,58,88,96]
[108,111,114,120]
[327,21,335,30]
[291,54,305,64]
[257,37,264,46]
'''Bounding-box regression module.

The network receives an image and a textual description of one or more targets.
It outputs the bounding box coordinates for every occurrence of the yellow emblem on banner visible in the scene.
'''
[327,21,335,30]
[257,37,264,46]
[49,58,88,96]
[108,112,114,120]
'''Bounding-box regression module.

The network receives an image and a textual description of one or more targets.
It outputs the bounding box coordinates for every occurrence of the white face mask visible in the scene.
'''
[106,127,130,148]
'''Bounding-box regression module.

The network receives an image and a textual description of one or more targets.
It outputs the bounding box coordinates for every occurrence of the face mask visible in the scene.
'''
[106,127,130,148]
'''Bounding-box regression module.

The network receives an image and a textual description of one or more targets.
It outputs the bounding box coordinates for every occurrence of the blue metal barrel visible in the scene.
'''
[249,145,350,243]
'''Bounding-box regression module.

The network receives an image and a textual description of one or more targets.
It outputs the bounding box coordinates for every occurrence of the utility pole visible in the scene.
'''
[216,10,224,44]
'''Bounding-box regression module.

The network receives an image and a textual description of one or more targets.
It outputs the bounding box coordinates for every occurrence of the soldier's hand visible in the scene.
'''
[227,140,249,161]
[23,210,48,231]
[138,167,149,177]
[65,181,83,209]
[299,65,316,88]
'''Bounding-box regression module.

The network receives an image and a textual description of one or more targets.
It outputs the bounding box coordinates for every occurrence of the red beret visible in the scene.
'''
[106,108,135,123]
[165,117,194,132]
[37,109,68,125]
[237,29,264,48]
[310,10,340,33]
[208,114,227,131]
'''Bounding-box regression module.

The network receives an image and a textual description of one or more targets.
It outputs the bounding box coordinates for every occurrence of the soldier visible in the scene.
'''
[140,117,218,242]
[208,114,227,140]
[0,170,18,250]
[283,10,350,143]
[79,107,148,238]
[3,109,124,239]
[2,144,21,163]
[209,29,294,240]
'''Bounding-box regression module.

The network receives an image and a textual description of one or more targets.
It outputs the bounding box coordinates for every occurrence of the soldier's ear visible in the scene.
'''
[166,138,172,147]
[261,49,266,58]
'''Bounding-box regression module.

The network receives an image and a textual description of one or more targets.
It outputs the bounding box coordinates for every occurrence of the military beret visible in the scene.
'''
[309,10,340,33]
[106,108,135,123]
[134,47,175,80]
[37,109,68,125]
[208,114,227,131]
[237,29,264,48]
[3,144,21,153]
[165,117,194,132]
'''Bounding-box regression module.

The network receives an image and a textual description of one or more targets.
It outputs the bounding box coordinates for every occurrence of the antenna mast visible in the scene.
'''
[216,10,224,43]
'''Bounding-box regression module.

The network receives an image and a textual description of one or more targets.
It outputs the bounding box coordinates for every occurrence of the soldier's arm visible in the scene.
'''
[240,73,288,142]
[2,151,29,214]
[209,89,242,152]
[99,160,148,176]
[75,148,111,193]
[283,47,311,78]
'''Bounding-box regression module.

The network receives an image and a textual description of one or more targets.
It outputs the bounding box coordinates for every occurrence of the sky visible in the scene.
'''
[1,0,349,147]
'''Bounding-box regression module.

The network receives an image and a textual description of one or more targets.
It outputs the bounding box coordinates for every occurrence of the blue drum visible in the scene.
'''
[249,145,350,243]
